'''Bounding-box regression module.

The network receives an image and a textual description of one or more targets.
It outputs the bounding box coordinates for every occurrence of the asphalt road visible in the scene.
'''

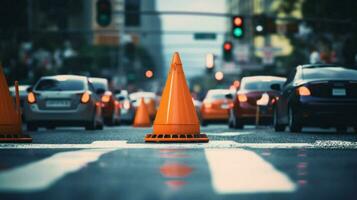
[1,125,357,200]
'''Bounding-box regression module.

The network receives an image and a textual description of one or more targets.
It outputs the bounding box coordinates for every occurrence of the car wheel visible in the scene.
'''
[114,118,121,126]
[201,120,207,127]
[85,121,96,131]
[104,117,114,126]
[85,111,98,131]
[288,107,302,133]
[228,109,234,128]
[336,126,347,134]
[273,107,285,132]
[96,123,104,130]
[27,124,38,132]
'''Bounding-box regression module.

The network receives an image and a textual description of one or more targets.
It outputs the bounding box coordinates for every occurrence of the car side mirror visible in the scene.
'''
[26,87,33,93]
[96,88,105,95]
[225,94,233,99]
[271,84,281,91]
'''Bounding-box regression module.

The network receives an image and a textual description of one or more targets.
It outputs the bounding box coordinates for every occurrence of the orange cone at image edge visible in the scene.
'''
[0,65,32,142]
[145,52,209,142]
[133,97,151,127]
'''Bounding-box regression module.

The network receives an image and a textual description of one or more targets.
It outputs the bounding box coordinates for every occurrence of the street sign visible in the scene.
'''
[234,44,250,63]
[257,46,282,65]
[194,33,217,40]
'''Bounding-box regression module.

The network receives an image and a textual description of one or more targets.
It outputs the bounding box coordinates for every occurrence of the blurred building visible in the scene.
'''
[91,0,163,88]
[124,0,164,80]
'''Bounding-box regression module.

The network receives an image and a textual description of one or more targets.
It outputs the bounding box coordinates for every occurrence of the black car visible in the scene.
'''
[272,64,357,133]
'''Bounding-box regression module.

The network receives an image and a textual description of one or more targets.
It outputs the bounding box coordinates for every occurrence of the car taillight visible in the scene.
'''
[101,94,111,103]
[203,102,212,108]
[297,86,311,96]
[123,100,131,109]
[271,98,276,104]
[228,102,234,108]
[81,92,91,104]
[237,94,247,102]
[27,92,36,104]
[114,100,121,108]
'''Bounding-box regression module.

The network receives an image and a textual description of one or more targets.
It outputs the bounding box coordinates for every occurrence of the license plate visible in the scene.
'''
[46,100,71,108]
[221,104,229,109]
[332,88,346,96]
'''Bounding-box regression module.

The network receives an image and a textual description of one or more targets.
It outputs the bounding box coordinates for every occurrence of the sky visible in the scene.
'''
[156,0,227,78]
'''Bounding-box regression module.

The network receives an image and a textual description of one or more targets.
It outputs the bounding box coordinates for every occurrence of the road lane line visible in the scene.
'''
[205,149,296,194]
[0,148,116,192]
[206,131,254,136]
[0,140,357,149]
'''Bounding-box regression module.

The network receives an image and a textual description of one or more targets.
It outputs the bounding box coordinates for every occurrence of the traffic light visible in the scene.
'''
[232,16,244,39]
[223,41,233,61]
[96,0,112,27]
[253,15,276,35]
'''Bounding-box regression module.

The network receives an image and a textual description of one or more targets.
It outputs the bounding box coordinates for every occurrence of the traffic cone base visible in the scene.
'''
[0,65,32,143]
[145,52,209,143]
[0,134,33,143]
[145,133,209,143]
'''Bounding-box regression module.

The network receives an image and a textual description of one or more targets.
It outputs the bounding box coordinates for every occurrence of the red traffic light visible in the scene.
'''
[233,16,243,26]
[223,42,232,51]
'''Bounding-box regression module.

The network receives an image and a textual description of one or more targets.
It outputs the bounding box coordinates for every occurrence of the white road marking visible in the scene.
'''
[0,148,116,192]
[206,131,254,136]
[205,149,296,194]
[0,139,356,193]
[1,140,357,149]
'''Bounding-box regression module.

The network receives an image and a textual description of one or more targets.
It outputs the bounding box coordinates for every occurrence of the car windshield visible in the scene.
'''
[206,91,231,100]
[242,79,285,91]
[91,81,108,91]
[35,79,85,91]
[302,67,357,80]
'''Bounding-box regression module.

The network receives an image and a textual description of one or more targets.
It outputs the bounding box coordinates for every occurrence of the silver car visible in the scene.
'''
[24,75,103,131]
[116,90,135,124]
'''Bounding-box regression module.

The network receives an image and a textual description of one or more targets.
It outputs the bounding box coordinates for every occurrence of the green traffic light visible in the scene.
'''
[233,27,243,38]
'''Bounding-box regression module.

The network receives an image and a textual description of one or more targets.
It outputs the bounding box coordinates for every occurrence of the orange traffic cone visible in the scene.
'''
[133,98,151,127]
[145,52,209,142]
[0,65,32,142]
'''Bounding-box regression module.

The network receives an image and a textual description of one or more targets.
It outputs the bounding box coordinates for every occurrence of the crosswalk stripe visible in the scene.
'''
[0,140,357,149]
[0,148,116,192]
[205,149,296,194]
[206,131,254,136]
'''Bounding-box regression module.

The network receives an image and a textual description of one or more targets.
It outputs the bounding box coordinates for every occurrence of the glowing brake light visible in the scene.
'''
[237,94,247,102]
[203,100,212,108]
[27,92,36,104]
[297,86,311,96]
[101,94,111,103]
[228,102,234,108]
[81,92,91,104]
[204,103,212,108]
